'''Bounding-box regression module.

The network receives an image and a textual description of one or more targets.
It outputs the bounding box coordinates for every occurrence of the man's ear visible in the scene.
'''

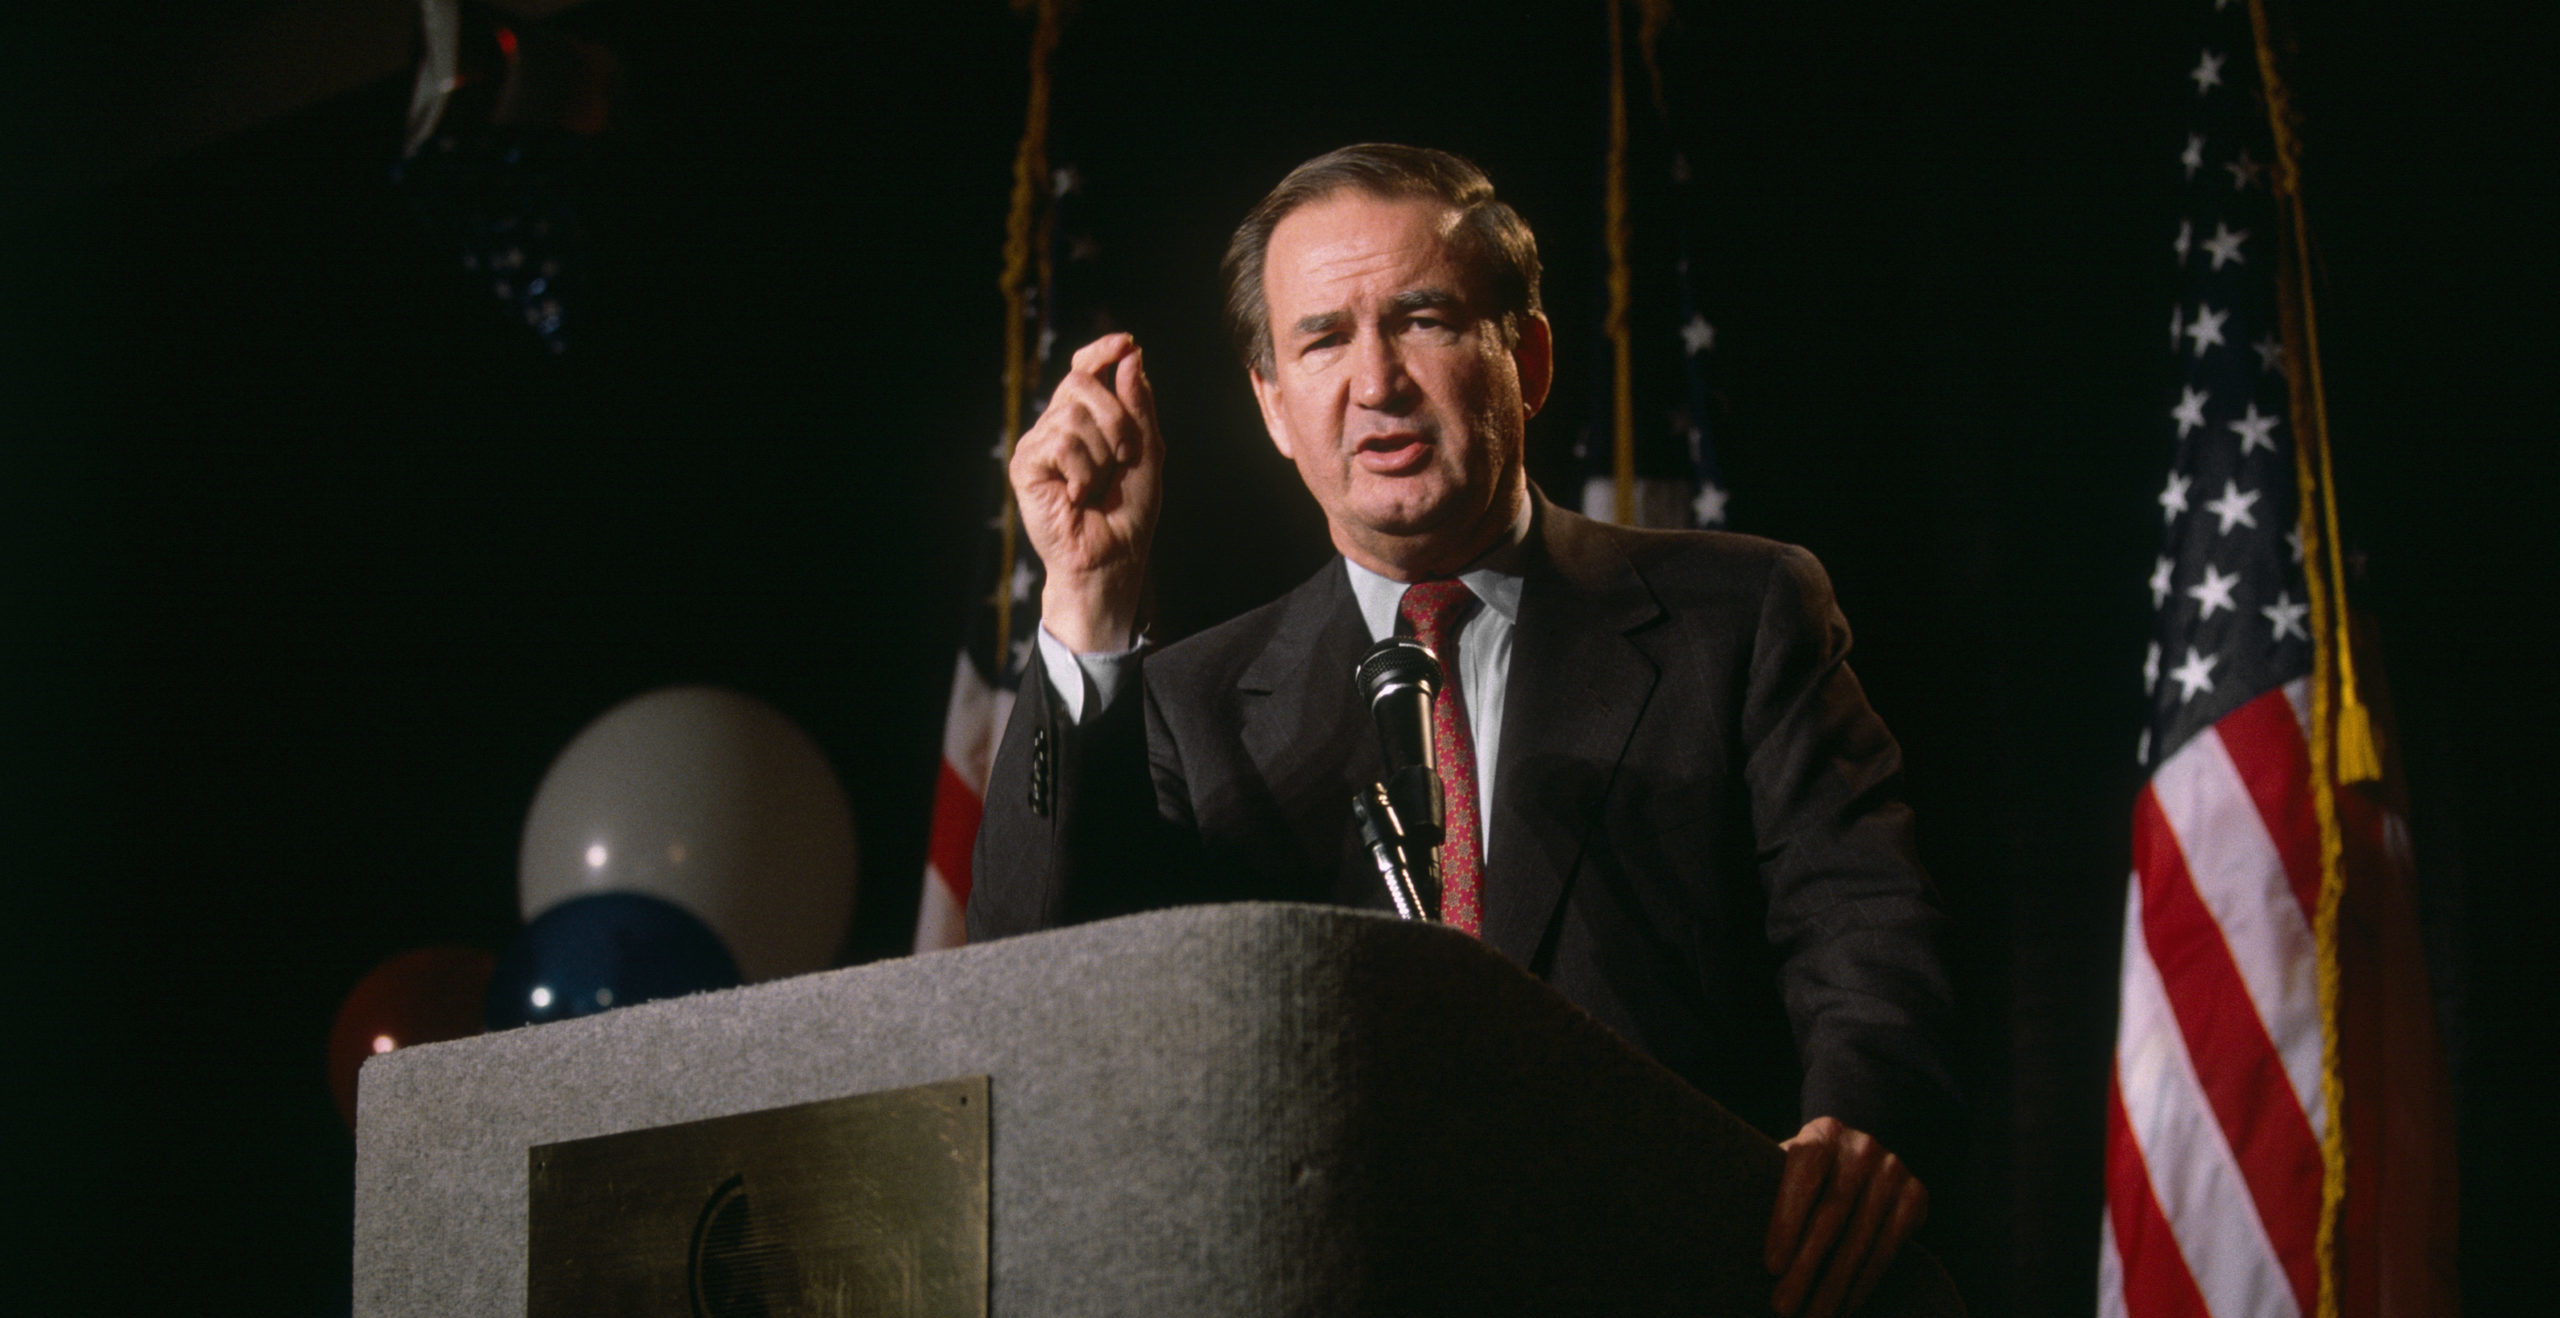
[1249,364,1296,460]
[1512,312,1555,420]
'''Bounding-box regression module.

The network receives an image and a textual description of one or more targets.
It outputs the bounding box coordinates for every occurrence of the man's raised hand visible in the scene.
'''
[1009,333,1164,654]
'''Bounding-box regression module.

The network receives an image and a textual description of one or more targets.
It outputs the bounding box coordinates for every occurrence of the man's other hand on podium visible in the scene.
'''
[1763,1116,1928,1318]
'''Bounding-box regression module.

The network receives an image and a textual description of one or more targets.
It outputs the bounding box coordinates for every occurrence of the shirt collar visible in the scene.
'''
[1341,495,1534,642]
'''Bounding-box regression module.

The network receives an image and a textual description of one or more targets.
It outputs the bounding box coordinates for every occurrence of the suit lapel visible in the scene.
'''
[1482,503,1663,968]
[1237,563,1384,902]
[1237,561,1361,699]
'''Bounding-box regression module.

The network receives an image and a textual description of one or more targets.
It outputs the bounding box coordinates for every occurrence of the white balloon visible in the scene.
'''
[519,686,857,982]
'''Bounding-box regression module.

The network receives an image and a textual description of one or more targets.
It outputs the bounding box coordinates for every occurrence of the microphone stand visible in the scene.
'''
[1353,781,1439,922]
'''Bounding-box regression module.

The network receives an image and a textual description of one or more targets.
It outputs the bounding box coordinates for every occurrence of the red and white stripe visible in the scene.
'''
[2103,679,2328,1318]
[914,651,1016,952]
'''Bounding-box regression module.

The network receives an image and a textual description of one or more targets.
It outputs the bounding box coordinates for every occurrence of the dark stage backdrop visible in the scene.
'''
[3,2,2549,1314]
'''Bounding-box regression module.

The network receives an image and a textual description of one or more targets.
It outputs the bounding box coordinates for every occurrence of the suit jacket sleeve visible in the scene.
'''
[965,654,1209,941]
[1742,544,1958,1177]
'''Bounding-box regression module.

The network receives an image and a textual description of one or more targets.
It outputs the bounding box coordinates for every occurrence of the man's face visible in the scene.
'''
[1249,191,1551,579]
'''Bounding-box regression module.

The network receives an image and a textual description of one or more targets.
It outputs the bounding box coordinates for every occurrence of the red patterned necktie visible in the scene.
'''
[1397,579,1483,935]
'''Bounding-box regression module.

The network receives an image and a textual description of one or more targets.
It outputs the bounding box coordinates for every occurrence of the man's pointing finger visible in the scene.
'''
[1069,331,1136,379]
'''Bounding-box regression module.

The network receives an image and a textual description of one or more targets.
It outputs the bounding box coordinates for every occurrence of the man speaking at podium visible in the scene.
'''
[969,144,1956,1318]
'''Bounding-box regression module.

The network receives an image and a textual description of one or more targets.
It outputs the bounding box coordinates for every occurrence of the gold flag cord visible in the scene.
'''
[2248,4,2374,1315]
[1604,0,1636,525]
[992,0,1061,662]
[1634,0,1675,117]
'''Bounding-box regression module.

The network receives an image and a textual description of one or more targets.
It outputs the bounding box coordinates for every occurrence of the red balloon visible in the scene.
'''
[326,946,496,1131]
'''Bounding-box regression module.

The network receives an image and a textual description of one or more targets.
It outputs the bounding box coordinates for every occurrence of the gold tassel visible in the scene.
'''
[2334,674,2382,785]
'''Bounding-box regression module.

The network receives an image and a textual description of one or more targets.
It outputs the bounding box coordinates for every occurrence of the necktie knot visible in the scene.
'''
[1398,579,1476,644]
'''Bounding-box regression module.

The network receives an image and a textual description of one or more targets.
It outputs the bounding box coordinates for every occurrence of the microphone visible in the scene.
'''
[1357,636,1441,780]
[1354,637,1447,920]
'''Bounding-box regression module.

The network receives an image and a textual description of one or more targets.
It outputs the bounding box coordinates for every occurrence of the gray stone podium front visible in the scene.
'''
[355,903,1959,1315]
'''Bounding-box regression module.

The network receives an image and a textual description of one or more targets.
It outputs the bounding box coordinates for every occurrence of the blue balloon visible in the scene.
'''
[486,891,741,1029]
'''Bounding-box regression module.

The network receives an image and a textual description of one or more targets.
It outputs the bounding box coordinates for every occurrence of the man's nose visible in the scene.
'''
[1351,331,1415,412]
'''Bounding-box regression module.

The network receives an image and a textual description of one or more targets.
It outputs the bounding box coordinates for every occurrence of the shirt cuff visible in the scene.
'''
[1036,623,1139,725]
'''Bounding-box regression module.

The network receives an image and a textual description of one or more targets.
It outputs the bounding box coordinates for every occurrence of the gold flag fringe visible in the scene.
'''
[992,0,1062,661]
[1604,0,1636,526]
[2248,4,2370,1315]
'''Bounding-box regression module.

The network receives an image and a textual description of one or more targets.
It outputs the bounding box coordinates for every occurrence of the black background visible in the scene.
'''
[3,1,2550,1313]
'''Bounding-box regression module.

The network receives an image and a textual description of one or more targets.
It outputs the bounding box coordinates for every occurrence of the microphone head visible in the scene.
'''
[1357,637,1448,846]
[1355,636,1443,706]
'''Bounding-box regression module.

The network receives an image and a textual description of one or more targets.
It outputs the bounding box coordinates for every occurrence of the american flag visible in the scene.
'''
[1577,0,1731,531]
[914,137,1109,950]
[2100,5,2337,1315]
[912,442,1038,951]
[915,0,1076,953]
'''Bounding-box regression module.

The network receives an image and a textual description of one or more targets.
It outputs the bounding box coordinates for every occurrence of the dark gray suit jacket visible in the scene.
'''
[969,498,1957,1174]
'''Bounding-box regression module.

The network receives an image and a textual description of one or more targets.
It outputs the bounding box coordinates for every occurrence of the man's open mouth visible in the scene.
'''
[1354,431,1432,474]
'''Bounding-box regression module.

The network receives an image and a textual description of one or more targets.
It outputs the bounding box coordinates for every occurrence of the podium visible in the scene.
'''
[355,903,1959,1315]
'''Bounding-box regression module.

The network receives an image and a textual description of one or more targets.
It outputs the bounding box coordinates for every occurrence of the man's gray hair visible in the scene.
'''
[1220,144,1543,376]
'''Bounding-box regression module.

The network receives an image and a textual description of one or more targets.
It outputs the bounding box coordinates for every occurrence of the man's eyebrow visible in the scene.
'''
[1291,288,1468,340]
[1390,287,1465,315]
[1291,310,1350,338]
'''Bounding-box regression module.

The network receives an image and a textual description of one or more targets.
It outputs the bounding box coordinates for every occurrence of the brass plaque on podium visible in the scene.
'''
[527,1075,989,1318]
